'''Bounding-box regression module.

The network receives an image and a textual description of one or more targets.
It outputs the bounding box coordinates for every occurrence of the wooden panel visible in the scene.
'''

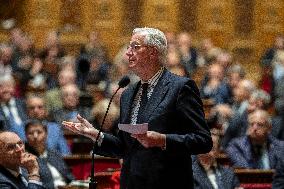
[21,0,62,48]
[254,0,284,53]
[60,0,82,32]
[121,0,143,35]
[142,0,179,33]
[234,0,254,37]
[179,0,198,33]
[91,0,124,57]
[196,0,234,48]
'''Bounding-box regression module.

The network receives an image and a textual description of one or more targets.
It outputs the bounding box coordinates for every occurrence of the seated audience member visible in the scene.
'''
[0,74,28,140]
[272,158,284,189]
[51,83,91,124]
[91,98,119,135]
[45,68,76,113]
[231,79,256,116]
[25,120,74,189]
[176,32,198,76]
[226,109,284,169]
[221,89,271,148]
[225,64,246,105]
[200,63,230,104]
[0,131,44,189]
[26,95,70,155]
[193,129,240,189]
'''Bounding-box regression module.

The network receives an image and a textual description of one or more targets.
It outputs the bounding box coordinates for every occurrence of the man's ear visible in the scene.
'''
[150,47,158,56]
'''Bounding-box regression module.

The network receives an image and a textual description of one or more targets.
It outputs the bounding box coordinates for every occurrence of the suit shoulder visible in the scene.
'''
[227,136,248,149]
[167,71,198,88]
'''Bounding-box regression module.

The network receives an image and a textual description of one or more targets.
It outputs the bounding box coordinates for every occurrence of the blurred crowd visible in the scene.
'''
[1,27,284,188]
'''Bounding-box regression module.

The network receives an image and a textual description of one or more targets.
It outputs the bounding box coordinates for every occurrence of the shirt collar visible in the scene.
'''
[7,167,21,177]
[40,150,48,158]
[141,66,164,86]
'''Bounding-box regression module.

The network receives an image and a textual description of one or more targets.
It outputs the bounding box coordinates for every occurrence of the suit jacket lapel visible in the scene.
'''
[143,70,170,123]
[120,83,140,124]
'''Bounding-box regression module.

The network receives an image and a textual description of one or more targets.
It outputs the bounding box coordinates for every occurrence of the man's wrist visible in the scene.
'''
[28,173,41,181]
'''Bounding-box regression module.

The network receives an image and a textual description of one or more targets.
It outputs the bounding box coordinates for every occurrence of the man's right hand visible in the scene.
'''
[20,152,40,181]
[62,114,99,140]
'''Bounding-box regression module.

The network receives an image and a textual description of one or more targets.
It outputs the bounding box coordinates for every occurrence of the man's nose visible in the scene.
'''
[126,47,133,57]
[33,132,39,138]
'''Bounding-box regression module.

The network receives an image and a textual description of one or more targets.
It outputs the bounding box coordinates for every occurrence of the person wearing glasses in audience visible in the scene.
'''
[63,27,212,189]
[25,120,74,189]
[0,131,44,189]
[226,109,284,169]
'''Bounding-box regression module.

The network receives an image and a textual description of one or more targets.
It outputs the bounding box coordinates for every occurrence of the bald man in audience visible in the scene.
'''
[0,131,44,189]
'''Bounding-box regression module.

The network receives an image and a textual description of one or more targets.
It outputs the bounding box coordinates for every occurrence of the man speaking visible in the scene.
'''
[63,27,212,189]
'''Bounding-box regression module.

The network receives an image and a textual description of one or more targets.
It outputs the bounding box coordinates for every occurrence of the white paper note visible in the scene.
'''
[118,123,148,134]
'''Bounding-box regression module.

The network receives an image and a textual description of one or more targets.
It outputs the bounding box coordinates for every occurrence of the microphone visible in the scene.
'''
[89,76,130,189]
[118,75,130,88]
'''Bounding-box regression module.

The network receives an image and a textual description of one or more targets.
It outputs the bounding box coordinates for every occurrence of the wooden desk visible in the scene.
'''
[64,155,120,180]
[234,169,274,183]
[64,130,93,154]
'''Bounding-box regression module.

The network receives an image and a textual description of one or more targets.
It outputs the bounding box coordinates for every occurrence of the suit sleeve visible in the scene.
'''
[165,80,212,155]
[225,139,250,168]
[273,159,284,188]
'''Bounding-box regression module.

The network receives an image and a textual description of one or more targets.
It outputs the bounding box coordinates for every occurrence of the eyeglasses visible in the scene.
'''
[28,105,44,110]
[5,140,24,151]
[249,121,267,128]
[127,43,144,51]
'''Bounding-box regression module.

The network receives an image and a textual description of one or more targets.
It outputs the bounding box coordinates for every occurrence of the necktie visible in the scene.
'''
[213,167,224,189]
[136,83,149,124]
[254,146,264,169]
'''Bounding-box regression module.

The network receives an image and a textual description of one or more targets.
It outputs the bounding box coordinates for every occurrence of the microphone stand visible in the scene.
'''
[89,87,121,189]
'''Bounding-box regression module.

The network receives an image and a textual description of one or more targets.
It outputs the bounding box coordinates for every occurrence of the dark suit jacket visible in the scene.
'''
[221,110,248,149]
[25,148,74,189]
[193,161,240,189]
[273,158,284,189]
[97,70,212,189]
[226,135,284,169]
[0,98,28,140]
[0,165,45,189]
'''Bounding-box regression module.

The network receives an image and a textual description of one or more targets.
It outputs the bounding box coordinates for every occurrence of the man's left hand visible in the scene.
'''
[131,131,166,149]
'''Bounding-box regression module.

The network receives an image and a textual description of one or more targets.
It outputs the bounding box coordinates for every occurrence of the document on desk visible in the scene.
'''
[118,123,148,134]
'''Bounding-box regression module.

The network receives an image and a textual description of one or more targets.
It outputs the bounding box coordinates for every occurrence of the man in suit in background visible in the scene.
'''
[0,74,28,140]
[0,131,44,189]
[63,27,212,189]
[25,120,74,189]
[193,129,240,189]
[26,95,70,155]
[273,158,284,189]
[226,109,284,169]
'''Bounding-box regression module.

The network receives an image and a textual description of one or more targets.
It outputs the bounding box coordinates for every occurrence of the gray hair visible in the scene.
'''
[133,27,167,63]
[248,109,272,127]
[0,74,15,86]
[251,89,271,106]
[227,64,246,78]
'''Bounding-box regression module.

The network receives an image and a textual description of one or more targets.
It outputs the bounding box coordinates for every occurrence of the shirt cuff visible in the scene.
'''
[29,180,43,186]
[97,132,104,147]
